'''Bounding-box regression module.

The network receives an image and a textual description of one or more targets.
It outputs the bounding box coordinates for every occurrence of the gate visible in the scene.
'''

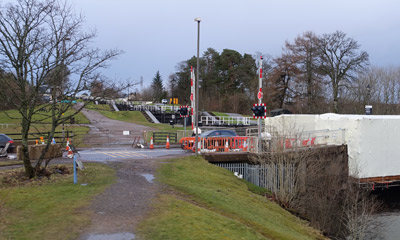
[153,132,177,144]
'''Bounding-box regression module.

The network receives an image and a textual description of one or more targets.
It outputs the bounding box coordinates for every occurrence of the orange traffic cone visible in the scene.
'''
[243,139,248,152]
[150,137,154,150]
[166,135,170,149]
[35,139,39,145]
[40,136,45,145]
[224,140,229,152]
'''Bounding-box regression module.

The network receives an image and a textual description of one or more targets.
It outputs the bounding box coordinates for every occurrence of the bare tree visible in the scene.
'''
[0,0,121,178]
[347,66,400,115]
[267,54,299,109]
[341,179,383,240]
[284,31,326,113]
[317,31,369,113]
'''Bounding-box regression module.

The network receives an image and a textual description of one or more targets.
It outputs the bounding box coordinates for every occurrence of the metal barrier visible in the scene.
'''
[181,136,248,153]
[153,132,177,143]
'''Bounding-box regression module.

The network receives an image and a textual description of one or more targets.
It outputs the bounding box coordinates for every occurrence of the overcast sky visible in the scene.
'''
[72,0,400,90]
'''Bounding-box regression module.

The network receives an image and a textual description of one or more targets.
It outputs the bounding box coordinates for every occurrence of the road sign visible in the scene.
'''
[257,91,263,99]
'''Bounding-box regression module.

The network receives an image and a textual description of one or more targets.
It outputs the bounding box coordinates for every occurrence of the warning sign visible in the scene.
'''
[257,91,263,99]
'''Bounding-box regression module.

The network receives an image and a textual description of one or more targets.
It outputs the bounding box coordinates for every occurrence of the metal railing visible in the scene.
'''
[214,162,296,193]
[246,129,346,153]
[201,116,251,126]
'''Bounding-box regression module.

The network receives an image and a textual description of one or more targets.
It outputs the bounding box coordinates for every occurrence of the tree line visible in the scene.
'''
[142,30,399,115]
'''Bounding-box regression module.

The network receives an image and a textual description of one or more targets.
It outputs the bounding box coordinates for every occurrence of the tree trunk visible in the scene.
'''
[333,80,339,113]
[22,145,35,178]
[21,120,35,178]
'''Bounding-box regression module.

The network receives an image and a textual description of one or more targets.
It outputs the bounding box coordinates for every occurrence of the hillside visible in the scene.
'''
[138,156,325,240]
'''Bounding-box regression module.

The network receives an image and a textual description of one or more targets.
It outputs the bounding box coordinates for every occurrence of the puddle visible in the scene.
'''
[141,173,154,183]
[87,232,135,240]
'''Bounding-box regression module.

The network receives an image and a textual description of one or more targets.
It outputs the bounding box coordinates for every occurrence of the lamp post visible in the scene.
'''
[127,83,131,103]
[194,18,201,155]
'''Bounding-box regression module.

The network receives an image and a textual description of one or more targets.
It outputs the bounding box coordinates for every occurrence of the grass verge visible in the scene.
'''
[0,163,116,240]
[0,107,90,125]
[212,111,229,117]
[138,156,324,240]
[0,160,21,167]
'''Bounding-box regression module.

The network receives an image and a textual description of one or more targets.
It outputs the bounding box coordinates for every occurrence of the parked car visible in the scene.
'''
[161,99,168,104]
[0,134,15,153]
[199,129,238,138]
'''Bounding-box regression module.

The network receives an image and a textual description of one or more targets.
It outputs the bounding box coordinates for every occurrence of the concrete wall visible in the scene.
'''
[265,114,400,179]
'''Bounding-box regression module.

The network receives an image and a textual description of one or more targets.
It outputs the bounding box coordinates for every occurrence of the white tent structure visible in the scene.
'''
[265,113,400,179]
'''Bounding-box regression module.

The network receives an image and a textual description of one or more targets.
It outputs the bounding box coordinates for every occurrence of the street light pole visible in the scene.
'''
[194,18,201,155]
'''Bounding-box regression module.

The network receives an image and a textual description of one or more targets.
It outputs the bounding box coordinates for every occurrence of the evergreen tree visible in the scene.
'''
[151,71,165,102]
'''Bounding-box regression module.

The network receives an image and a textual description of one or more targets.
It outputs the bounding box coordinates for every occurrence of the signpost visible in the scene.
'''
[70,144,83,184]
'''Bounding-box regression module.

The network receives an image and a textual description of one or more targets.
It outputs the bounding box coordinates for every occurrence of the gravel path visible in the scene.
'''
[78,159,162,240]
[76,108,173,240]
[80,108,154,146]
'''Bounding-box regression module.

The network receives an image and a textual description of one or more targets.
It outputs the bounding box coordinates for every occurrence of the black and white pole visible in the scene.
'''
[258,56,263,152]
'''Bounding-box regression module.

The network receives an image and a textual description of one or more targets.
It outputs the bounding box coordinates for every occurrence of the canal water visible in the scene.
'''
[367,187,400,239]
[368,211,400,239]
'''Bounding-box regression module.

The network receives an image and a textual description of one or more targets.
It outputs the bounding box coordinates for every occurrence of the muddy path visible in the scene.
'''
[76,108,174,240]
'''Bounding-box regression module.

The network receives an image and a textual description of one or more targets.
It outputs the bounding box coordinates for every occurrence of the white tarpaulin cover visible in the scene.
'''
[265,113,400,179]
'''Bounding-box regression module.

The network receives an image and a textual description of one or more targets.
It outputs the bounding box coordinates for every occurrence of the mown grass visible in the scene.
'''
[138,156,325,240]
[0,160,21,166]
[212,111,230,117]
[0,107,90,124]
[0,163,116,240]
[87,103,185,131]
[0,124,90,148]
